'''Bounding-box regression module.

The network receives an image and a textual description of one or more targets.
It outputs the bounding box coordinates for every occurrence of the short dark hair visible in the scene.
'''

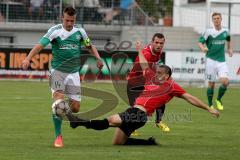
[63,6,76,16]
[212,12,221,18]
[159,64,172,78]
[152,33,165,41]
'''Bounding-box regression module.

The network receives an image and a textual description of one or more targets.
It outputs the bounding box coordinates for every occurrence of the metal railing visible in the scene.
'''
[0,0,158,26]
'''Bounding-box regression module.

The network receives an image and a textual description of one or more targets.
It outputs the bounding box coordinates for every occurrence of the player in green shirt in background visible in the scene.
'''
[22,6,103,148]
[198,12,233,111]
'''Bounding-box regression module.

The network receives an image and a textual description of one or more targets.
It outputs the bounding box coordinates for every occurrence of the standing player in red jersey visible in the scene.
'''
[65,41,220,145]
[127,33,170,133]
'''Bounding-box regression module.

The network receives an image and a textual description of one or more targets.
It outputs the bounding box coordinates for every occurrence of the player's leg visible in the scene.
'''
[127,82,143,107]
[205,58,216,108]
[49,69,66,148]
[126,82,144,136]
[70,113,121,130]
[114,107,156,145]
[207,82,215,109]
[65,71,81,113]
[155,106,165,123]
[216,63,229,110]
[52,91,65,148]
[155,105,170,132]
[69,99,80,113]
[112,128,129,145]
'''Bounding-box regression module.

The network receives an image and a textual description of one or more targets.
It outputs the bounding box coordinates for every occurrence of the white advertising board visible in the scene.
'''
[166,51,240,82]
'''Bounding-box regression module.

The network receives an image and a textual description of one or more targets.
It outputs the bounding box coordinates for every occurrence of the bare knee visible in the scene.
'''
[69,100,80,113]
[53,91,64,100]
[221,79,229,87]
[107,114,122,127]
[208,82,215,89]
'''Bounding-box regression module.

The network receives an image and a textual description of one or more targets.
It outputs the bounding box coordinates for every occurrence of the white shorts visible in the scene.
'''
[205,58,229,82]
[49,69,81,101]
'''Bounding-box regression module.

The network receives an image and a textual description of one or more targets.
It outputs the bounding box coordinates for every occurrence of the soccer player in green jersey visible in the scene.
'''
[198,12,233,110]
[22,6,103,148]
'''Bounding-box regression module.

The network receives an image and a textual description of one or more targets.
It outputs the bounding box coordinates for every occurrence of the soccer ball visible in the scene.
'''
[52,99,70,118]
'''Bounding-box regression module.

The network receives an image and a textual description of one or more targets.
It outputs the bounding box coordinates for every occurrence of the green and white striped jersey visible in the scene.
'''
[199,27,230,62]
[39,24,91,73]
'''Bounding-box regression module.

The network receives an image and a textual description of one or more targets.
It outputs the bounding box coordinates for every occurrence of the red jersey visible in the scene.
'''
[135,68,186,115]
[127,45,162,86]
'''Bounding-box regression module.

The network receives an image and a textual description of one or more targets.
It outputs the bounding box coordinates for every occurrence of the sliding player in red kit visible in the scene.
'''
[65,41,220,145]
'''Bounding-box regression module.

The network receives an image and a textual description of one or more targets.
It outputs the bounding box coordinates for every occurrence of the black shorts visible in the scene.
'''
[118,107,147,137]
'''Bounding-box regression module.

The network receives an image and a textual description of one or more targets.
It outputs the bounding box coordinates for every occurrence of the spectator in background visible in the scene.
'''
[63,0,73,8]
[0,11,4,22]
[43,0,60,21]
[83,0,102,22]
[104,0,137,24]
[28,0,44,20]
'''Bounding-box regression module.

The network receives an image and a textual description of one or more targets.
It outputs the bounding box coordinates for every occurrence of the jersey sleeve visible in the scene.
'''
[39,25,61,47]
[226,29,231,41]
[198,29,209,44]
[170,82,186,97]
[79,28,91,47]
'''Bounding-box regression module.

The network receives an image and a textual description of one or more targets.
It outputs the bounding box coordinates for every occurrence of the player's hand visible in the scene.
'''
[22,58,30,70]
[208,108,220,118]
[135,41,142,51]
[228,49,233,57]
[96,58,103,70]
[203,47,208,53]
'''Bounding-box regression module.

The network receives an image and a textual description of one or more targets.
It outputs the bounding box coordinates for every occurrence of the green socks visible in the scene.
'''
[52,113,62,137]
[207,88,214,106]
[217,85,227,102]
[207,85,227,106]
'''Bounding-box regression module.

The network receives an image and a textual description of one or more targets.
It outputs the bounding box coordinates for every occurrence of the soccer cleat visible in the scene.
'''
[69,116,89,129]
[54,135,64,148]
[156,121,170,132]
[215,100,224,110]
[131,130,140,136]
[70,120,84,129]
[209,105,215,110]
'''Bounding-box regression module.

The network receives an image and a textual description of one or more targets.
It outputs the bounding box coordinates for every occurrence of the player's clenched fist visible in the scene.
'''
[22,58,30,70]
[135,41,142,51]
[96,59,103,70]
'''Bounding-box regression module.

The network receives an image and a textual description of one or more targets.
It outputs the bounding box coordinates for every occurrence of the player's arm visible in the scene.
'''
[226,34,233,57]
[181,93,220,118]
[86,44,103,69]
[80,28,103,69]
[22,26,53,70]
[136,41,149,71]
[198,42,208,53]
[22,44,44,70]
[198,31,208,53]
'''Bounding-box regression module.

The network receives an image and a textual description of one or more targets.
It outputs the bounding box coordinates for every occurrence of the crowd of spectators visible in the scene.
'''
[0,0,143,25]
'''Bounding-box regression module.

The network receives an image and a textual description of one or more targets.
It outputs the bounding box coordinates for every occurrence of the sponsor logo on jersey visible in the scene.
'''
[59,44,79,50]
[212,40,225,45]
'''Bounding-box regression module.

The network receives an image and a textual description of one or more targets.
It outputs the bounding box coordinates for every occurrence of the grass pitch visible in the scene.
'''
[0,80,239,160]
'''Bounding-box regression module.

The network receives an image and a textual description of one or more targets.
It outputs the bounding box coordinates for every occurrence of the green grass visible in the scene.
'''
[0,81,239,160]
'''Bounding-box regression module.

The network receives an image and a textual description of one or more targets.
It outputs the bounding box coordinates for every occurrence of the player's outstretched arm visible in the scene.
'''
[181,93,220,118]
[22,44,44,70]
